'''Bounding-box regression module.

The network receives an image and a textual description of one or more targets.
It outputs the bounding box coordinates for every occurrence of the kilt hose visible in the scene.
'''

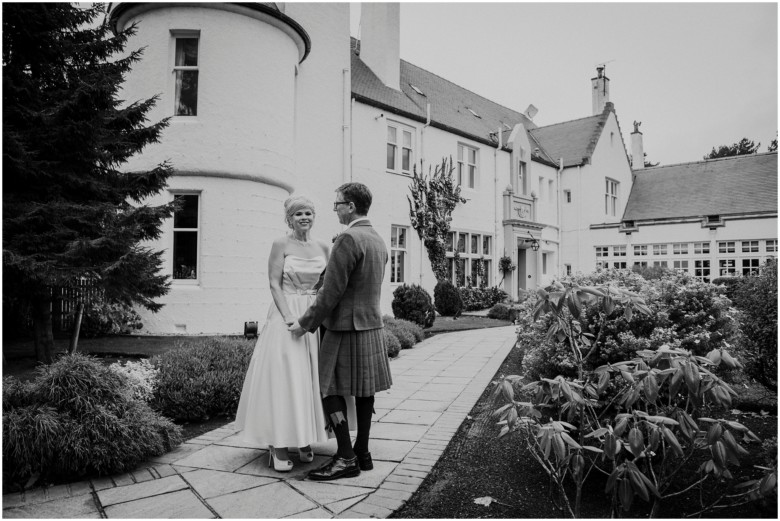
[318,327,392,397]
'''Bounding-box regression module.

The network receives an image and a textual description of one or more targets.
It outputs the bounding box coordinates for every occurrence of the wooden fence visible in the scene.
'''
[50,278,102,333]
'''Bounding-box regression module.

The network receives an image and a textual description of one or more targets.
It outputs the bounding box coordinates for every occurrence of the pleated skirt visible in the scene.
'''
[318,328,393,397]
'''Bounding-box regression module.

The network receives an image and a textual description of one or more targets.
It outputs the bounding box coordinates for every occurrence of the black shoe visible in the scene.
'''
[356,451,373,471]
[307,456,360,481]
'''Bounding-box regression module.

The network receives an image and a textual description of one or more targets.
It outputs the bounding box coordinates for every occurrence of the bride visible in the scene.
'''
[235,195,342,471]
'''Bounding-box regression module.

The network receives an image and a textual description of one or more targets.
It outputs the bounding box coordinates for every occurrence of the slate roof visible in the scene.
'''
[351,39,560,166]
[622,152,778,221]
[528,111,612,167]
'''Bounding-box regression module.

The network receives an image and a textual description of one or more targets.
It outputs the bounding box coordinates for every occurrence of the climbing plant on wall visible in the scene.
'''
[407,158,467,282]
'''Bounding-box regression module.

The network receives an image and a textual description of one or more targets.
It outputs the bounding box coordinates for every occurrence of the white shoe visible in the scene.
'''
[268,446,293,472]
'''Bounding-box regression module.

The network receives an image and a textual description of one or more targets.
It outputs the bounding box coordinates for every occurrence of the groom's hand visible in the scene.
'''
[288,320,306,337]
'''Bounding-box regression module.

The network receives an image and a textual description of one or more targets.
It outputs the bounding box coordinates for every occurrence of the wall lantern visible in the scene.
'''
[244,321,258,339]
[526,232,540,252]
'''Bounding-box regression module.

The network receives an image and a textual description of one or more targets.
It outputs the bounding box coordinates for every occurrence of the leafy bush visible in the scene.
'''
[488,303,510,320]
[434,280,463,316]
[391,284,435,328]
[384,315,424,348]
[79,300,143,337]
[712,276,743,300]
[384,328,401,358]
[151,337,253,421]
[109,359,158,402]
[493,278,773,517]
[3,354,181,491]
[458,286,509,311]
[520,270,739,380]
[732,261,777,390]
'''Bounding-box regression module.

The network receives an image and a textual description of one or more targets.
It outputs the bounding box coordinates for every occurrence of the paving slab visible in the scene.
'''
[370,422,429,441]
[284,507,333,518]
[395,398,450,412]
[148,442,205,465]
[288,480,373,504]
[367,438,417,462]
[325,494,367,514]
[182,469,276,499]
[312,460,397,489]
[103,489,213,519]
[98,474,189,507]
[2,493,98,519]
[173,444,264,472]
[206,481,315,518]
[235,452,330,480]
[379,409,441,426]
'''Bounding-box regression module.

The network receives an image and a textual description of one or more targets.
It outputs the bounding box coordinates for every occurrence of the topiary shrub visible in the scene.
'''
[383,328,401,358]
[732,261,777,390]
[384,317,415,350]
[151,337,254,421]
[434,280,462,317]
[391,284,435,328]
[487,302,510,320]
[396,318,425,343]
[3,354,181,491]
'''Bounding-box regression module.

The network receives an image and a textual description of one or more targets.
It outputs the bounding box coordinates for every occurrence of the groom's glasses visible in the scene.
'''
[333,201,351,210]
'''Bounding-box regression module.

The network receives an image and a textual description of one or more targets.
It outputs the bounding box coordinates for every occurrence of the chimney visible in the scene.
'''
[359,3,400,91]
[631,121,644,170]
[591,66,610,115]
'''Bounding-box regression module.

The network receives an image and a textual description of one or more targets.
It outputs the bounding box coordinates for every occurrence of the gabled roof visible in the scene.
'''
[528,110,612,167]
[351,39,563,165]
[622,152,778,221]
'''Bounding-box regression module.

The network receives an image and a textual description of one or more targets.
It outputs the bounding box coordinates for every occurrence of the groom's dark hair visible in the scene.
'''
[337,182,372,215]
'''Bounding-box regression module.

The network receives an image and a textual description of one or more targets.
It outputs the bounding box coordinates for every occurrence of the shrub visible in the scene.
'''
[459,286,509,311]
[487,303,510,320]
[396,318,425,343]
[109,359,158,402]
[79,300,143,337]
[434,280,462,316]
[384,319,415,350]
[3,354,181,491]
[712,276,743,300]
[391,284,435,328]
[384,328,401,358]
[732,261,777,390]
[151,337,254,421]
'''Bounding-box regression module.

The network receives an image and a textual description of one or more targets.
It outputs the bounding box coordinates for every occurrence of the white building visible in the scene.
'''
[109,3,775,335]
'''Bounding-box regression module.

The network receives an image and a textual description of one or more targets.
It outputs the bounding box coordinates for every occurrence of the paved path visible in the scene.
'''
[3,326,516,519]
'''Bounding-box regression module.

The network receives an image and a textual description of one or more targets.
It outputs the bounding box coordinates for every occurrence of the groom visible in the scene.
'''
[289,182,392,481]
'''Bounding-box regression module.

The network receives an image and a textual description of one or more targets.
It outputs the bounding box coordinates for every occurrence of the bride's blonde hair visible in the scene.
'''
[284,196,316,229]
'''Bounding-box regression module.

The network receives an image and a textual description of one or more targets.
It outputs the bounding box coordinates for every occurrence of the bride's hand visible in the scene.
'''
[283,316,295,326]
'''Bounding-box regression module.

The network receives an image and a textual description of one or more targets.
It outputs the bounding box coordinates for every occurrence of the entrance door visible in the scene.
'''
[518,248,527,292]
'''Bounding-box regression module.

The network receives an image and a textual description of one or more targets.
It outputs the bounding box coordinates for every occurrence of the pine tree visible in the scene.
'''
[3,3,174,363]
[704,137,761,159]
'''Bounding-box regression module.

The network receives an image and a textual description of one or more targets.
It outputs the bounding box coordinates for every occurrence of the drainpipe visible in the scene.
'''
[342,68,351,183]
[494,127,502,286]
[557,157,563,276]
[577,165,582,270]
[419,103,431,285]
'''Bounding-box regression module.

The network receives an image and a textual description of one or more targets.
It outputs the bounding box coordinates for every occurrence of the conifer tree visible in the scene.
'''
[3,3,174,363]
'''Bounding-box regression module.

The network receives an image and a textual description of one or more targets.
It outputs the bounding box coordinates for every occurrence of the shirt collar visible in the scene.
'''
[346,217,370,229]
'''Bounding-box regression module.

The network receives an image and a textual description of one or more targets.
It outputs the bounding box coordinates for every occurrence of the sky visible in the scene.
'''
[349,2,778,166]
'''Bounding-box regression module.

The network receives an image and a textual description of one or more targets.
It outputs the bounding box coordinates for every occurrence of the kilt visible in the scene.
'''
[319,328,393,397]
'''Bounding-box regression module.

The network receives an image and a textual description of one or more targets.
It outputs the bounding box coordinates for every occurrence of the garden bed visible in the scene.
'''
[392,344,778,519]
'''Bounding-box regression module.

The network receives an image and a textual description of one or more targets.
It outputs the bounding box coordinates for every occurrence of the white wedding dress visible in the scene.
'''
[234,255,355,448]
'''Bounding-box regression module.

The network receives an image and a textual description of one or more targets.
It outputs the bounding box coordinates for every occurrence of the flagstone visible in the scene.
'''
[183,469,276,499]
[288,480,373,504]
[370,422,429,441]
[367,438,417,462]
[395,399,449,412]
[284,507,333,518]
[2,493,98,519]
[97,475,189,507]
[206,482,315,518]
[325,494,367,514]
[379,409,441,426]
[235,453,330,480]
[103,489,213,519]
[173,444,264,472]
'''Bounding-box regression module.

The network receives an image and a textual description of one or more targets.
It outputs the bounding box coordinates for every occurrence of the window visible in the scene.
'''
[652,244,667,256]
[457,144,478,189]
[694,260,710,282]
[173,194,199,280]
[653,261,668,268]
[538,177,545,200]
[517,161,527,195]
[387,123,413,175]
[694,242,710,255]
[767,240,777,253]
[718,241,735,254]
[542,253,548,275]
[565,264,572,276]
[672,243,688,255]
[596,246,609,257]
[742,258,760,276]
[564,190,571,203]
[613,261,627,269]
[548,180,554,203]
[447,230,492,287]
[673,260,689,274]
[390,226,408,283]
[605,179,618,216]
[634,245,648,256]
[613,245,626,257]
[742,240,759,253]
[173,35,199,116]
[719,259,737,276]
[633,261,648,268]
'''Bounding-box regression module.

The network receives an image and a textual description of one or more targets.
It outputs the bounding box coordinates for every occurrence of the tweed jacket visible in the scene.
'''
[298,220,388,332]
